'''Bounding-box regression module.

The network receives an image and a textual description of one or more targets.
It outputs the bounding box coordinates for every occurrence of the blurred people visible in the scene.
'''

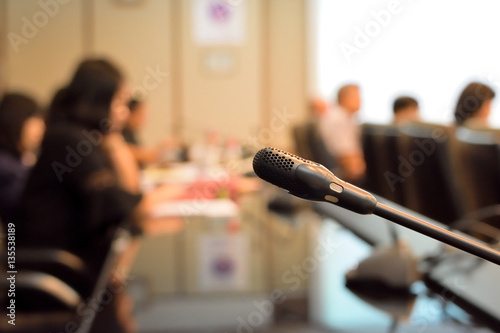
[0,92,44,226]
[454,82,495,128]
[393,96,420,125]
[221,136,242,164]
[188,126,224,168]
[122,95,182,168]
[318,84,365,184]
[300,96,338,171]
[18,58,185,332]
[310,96,328,117]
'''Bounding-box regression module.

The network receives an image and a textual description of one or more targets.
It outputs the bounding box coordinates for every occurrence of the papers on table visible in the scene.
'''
[150,198,239,219]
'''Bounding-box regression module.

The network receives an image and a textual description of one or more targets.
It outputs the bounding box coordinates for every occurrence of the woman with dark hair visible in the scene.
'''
[18,58,184,332]
[19,59,136,248]
[47,59,129,131]
[454,82,496,128]
[0,93,44,225]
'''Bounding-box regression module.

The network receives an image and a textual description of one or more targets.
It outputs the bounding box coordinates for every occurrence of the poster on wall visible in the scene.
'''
[192,0,246,45]
[198,233,249,292]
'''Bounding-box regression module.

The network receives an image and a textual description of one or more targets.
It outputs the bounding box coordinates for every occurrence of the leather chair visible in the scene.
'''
[361,123,404,204]
[397,123,464,225]
[293,121,338,172]
[450,127,500,238]
[453,127,500,212]
[0,227,132,333]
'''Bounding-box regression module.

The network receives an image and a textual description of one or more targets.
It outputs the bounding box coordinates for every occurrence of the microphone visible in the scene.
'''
[253,147,500,267]
[253,147,377,214]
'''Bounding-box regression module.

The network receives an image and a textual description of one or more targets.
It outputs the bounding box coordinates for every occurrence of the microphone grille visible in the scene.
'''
[253,147,304,194]
[255,147,295,170]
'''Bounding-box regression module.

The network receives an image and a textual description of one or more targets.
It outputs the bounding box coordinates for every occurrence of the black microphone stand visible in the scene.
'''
[252,146,500,266]
[374,202,500,266]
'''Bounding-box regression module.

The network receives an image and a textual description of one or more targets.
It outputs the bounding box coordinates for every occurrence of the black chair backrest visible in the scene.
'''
[397,123,464,224]
[15,248,92,297]
[454,127,500,213]
[293,121,338,172]
[0,227,132,333]
[361,124,403,204]
[293,121,315,161]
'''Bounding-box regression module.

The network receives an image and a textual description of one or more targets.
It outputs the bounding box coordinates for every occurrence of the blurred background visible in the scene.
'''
[2,0,500,148]
[2,1,500,333]
[0,0,308,150]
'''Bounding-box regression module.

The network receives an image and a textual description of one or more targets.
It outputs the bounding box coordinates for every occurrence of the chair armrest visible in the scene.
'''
[1,248,93,297]
[1,271,82,311]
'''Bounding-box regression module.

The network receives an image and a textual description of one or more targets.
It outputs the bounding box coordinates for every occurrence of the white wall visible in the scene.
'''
[177,0,262,143]
[91,0,173,145]
[4,0,84,104]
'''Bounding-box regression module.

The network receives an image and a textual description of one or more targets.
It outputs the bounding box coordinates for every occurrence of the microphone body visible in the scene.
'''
[253,147,377,214]
[253,147,500,267]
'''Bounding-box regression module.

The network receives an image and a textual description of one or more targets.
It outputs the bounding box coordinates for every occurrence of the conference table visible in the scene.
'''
[130,161,500,332]
[312,198,500,332]
[134,161,267,293]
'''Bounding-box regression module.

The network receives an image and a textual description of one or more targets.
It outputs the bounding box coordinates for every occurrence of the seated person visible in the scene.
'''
[393,96,420,125]
[0,92,45,226]
[454,82,495,129]
[122,95,182,168]
[18,59,185,332]
[310,96,328,117]
[318,84,366,184]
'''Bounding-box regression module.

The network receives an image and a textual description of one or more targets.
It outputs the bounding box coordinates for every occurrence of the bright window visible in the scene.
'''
[311,0,500,127]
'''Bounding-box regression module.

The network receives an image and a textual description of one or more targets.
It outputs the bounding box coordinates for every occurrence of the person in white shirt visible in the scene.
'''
[318,84,366,184]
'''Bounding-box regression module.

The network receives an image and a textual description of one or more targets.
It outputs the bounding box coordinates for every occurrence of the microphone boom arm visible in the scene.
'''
[373,202,500,266]
[253,147,500,267]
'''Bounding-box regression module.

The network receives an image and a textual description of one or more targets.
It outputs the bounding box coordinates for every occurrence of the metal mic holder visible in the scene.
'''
[373,202,500,266]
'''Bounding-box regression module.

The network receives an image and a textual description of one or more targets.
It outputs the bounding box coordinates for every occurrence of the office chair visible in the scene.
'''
[293,121,338,172]
[450,128,500,239]
[0,227,133,333]
[454,128,500,211]
[397,123,465,225]
[293,121,315,161]
[361,123,404,204]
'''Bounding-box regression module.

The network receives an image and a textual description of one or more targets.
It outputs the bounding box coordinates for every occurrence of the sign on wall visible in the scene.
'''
[192,0,246,45]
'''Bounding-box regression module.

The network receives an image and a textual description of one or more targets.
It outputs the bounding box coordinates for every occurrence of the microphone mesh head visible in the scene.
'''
[253,147,308,194]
